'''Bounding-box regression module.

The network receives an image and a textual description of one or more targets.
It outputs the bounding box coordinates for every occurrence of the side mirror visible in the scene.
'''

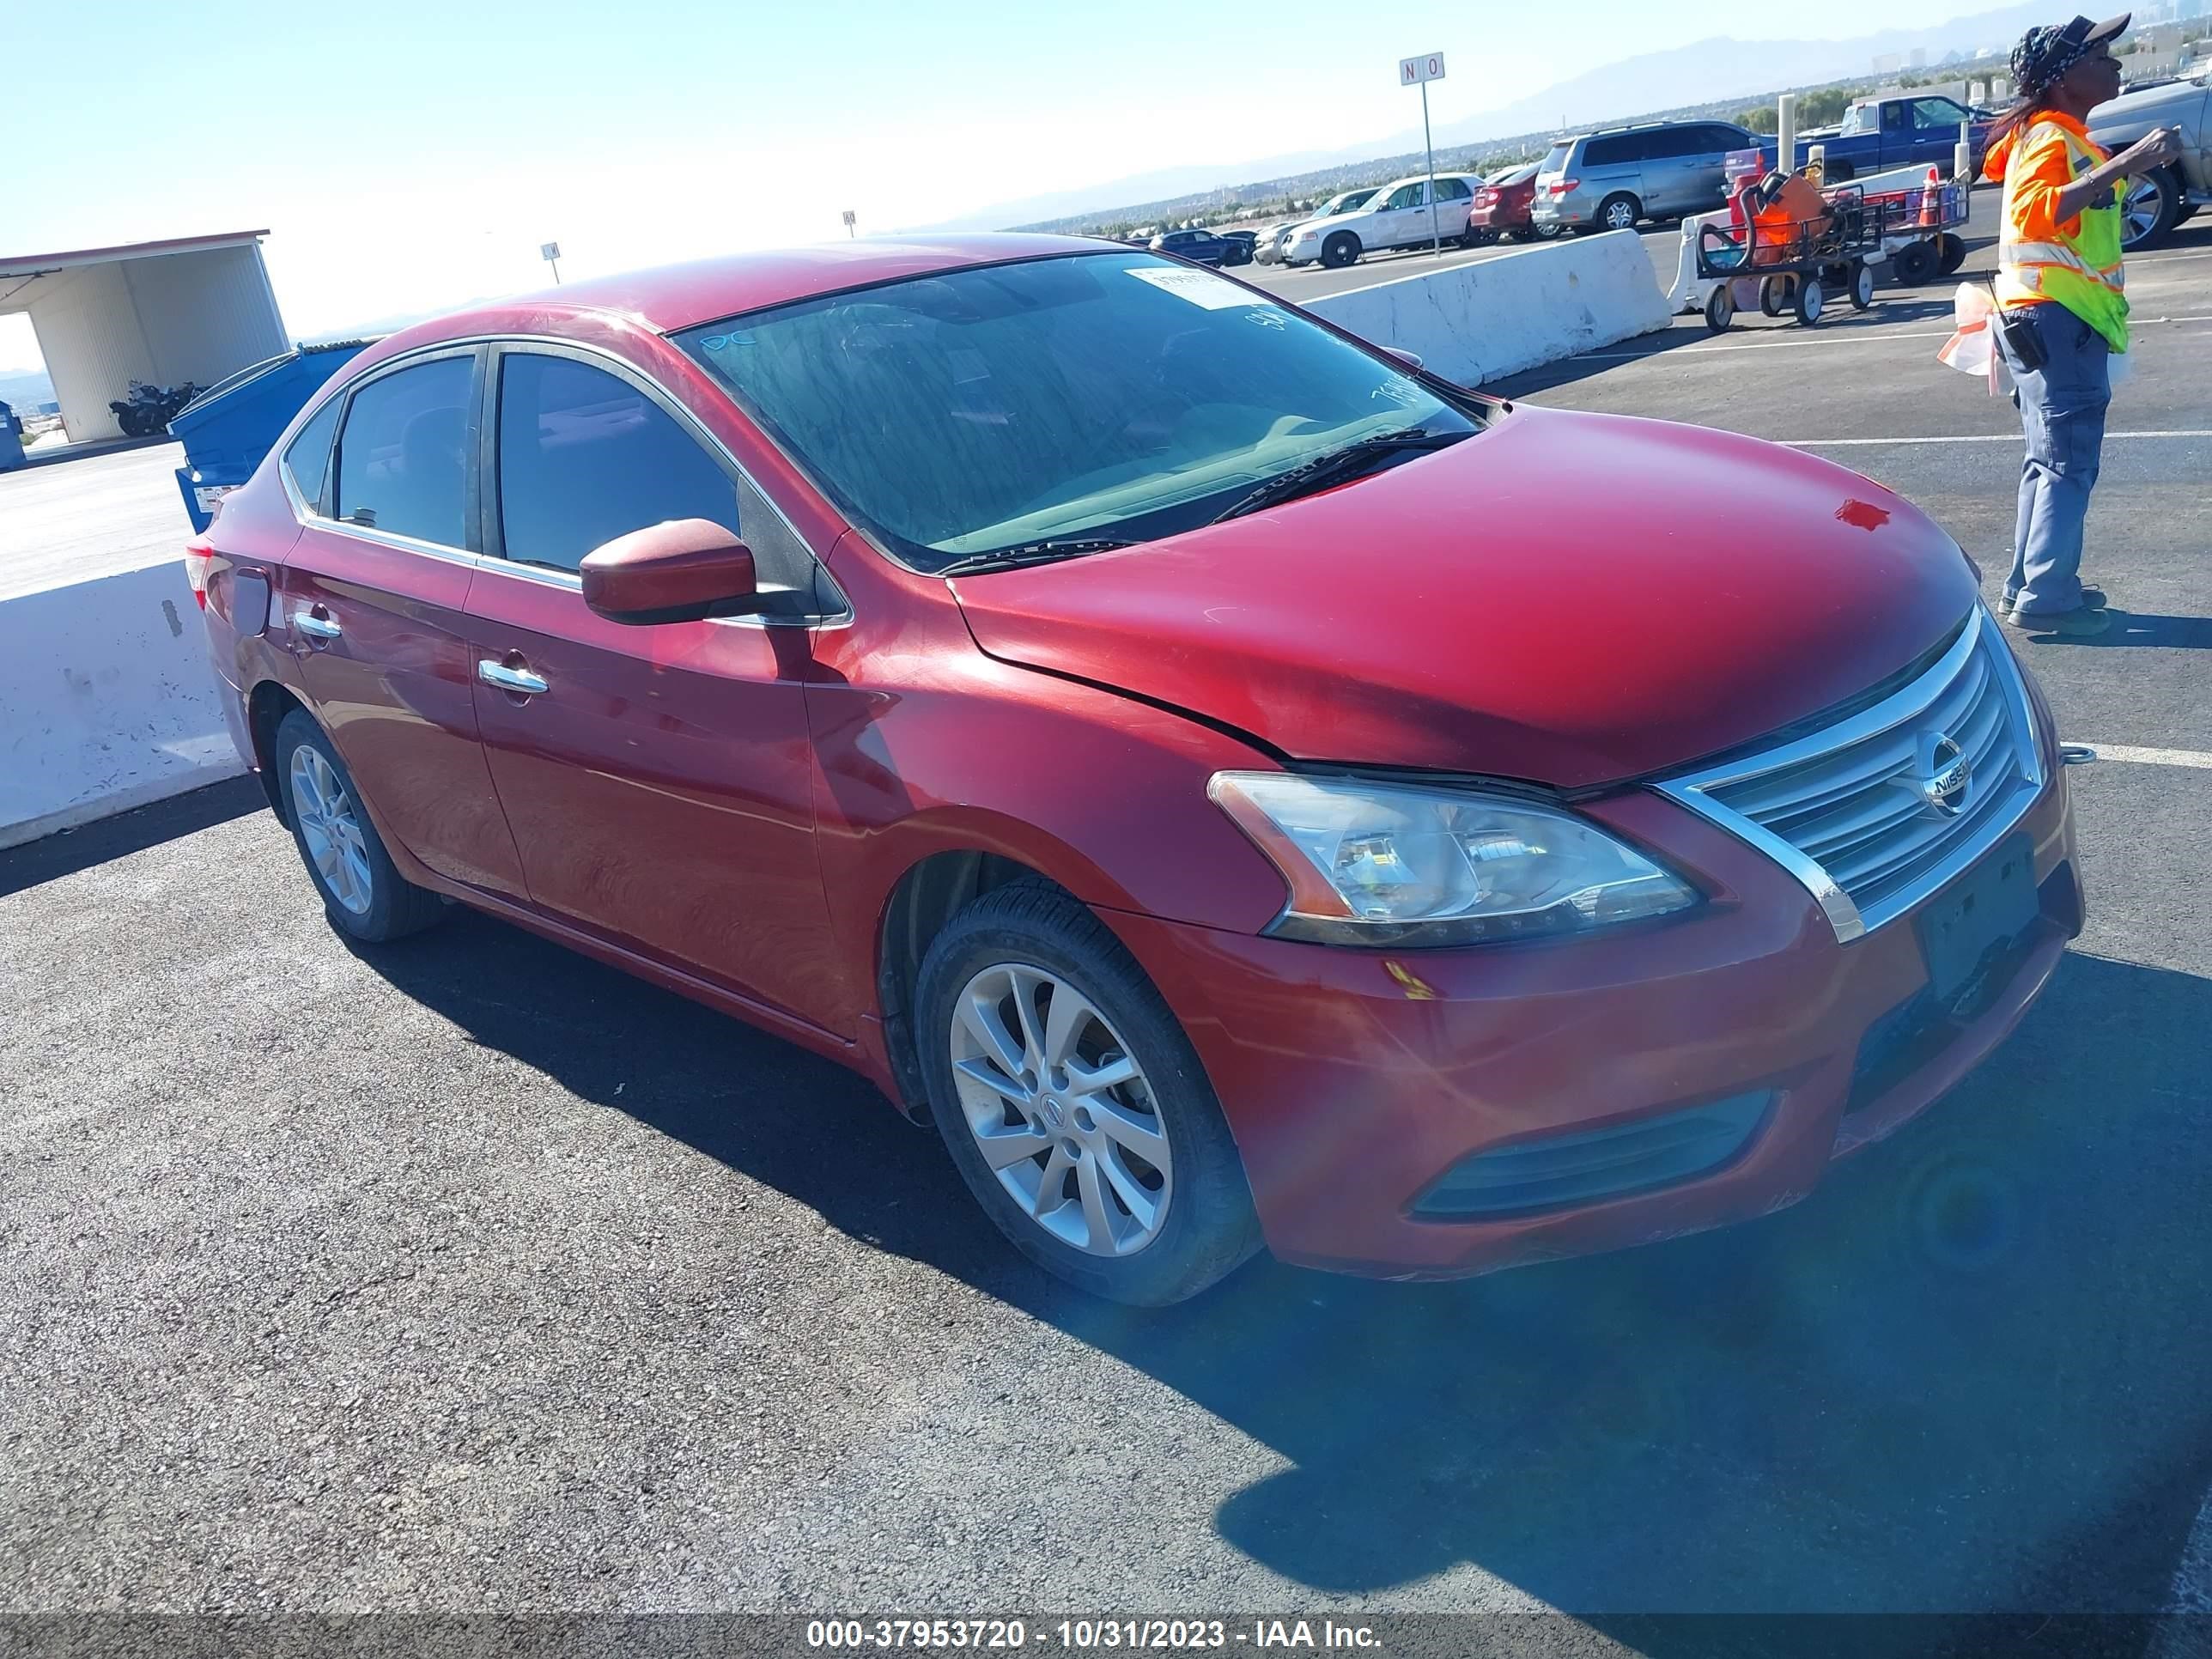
[580,518,760,625]
[1384,347,1425,372]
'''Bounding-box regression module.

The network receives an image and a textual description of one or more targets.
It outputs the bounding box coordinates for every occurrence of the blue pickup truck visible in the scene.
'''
[1760,94,1991,182]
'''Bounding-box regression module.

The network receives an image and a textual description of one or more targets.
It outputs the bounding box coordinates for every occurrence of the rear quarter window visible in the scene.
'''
[1583,134,1642,167]
[282,397,342,512]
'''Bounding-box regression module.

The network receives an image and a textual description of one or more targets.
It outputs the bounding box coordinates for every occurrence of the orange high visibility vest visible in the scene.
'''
[1995,118,2130,352]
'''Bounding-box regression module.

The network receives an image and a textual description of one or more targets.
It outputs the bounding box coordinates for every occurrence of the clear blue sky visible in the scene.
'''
[4,0,1981,363]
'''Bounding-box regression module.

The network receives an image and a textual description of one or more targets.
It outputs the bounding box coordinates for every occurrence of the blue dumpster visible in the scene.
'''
[170,339,374,531]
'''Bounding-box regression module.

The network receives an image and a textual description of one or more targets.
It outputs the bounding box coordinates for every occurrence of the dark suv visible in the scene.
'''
[1533,120,1759,234]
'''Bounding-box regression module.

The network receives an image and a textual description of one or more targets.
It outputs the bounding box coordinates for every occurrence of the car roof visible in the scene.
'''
[365,233,1109,347]
[1571,118,1743,140]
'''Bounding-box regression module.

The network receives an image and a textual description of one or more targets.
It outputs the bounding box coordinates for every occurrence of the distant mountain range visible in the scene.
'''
[0,368,55,408]
[920,1,2047,233]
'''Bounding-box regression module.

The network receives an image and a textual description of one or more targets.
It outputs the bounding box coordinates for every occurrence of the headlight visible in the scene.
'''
[1294,230,1319,244]
[1209,772,1698,947]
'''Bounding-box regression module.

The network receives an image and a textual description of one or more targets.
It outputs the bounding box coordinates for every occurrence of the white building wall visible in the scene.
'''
[26,245,288,446]
[124,246,287,389]
[28,264,149,445]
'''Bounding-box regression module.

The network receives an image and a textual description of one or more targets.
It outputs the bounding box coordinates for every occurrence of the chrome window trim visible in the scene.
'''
[281,333,850,631]
[1655,607,2045,945]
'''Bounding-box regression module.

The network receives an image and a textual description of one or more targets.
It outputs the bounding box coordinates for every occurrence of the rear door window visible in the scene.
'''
[1583,133,1644,167]
[1433,178,1472,202]
[331,355,476,549]
[1642,128,1696,160]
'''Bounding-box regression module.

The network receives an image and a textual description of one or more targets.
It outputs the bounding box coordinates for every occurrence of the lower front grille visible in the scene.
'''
[1412,1091,1772,1219]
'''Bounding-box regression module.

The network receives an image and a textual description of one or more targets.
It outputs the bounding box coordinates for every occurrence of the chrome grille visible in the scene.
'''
[1658,610,2046,942]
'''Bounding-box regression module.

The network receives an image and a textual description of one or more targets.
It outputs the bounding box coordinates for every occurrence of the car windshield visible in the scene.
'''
[677,251,1484,572]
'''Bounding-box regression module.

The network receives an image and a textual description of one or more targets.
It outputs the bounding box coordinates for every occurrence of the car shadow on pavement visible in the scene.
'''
[348,918,2212,1626]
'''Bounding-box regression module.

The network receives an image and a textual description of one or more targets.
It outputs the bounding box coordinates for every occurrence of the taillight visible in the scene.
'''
[1549,179,1579,195]
[1474,190,1497,206]
[184,538,215,610]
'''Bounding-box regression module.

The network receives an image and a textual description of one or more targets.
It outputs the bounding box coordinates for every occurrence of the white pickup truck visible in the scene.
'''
[2092,68,2211,250]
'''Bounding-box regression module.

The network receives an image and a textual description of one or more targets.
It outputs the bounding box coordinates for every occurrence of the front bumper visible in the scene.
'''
[1107,766,2081,1279]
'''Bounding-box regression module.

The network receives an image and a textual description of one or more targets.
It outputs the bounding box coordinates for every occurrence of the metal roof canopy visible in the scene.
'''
[0,230,289,447]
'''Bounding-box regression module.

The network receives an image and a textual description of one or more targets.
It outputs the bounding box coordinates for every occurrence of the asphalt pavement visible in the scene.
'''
[3,208,2211,1650]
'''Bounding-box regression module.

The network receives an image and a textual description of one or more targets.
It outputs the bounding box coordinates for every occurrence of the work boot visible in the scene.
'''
[2006,584,2105,611]
[2005,605,2113,638]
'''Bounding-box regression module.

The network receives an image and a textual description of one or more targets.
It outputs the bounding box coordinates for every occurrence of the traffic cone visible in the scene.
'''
[1920,166,1942,229]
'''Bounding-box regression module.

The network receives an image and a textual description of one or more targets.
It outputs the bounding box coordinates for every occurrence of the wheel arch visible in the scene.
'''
[246,679,310,825]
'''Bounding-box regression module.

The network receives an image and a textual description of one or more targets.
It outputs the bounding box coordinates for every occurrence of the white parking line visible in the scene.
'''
[1778,430,2212,446]
[2062,743,2212,770]
[1571,313,2212,361]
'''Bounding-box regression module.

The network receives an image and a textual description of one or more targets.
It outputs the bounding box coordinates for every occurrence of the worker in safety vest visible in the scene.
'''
[1982,13,2182,636]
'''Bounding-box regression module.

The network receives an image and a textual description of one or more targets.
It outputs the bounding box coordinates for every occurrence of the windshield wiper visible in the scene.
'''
[935,538,1139,577]
[1210,428,1473,524]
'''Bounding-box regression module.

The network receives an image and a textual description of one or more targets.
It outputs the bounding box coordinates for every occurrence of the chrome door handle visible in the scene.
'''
[477,659,549,696]
[293,609,342,640]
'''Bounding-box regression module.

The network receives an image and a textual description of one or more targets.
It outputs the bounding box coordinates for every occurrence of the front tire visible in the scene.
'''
[275,709,447,944]
[915,884,1261,1306]
[1321,232,1362,269]
[1795,276,1826,326]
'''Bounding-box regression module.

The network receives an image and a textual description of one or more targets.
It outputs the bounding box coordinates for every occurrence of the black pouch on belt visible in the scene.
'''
[1996,305,2047,373]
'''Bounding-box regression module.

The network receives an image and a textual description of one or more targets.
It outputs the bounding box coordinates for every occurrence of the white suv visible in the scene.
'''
[1283,173,1481,268]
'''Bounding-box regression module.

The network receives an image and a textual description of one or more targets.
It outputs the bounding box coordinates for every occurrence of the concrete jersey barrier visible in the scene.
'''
[0,559,246,851]
[1306,230,1673,387]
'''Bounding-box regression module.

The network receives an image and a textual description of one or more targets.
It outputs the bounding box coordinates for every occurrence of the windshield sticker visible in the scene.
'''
[1127,266,1279,310]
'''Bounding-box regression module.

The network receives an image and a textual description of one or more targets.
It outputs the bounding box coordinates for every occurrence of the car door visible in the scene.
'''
[462,342,848,1036]
[1426,177,1473,243]
[280,347,530,901]
[1678,126,1739,215]
[1373,182,1425,248]
[1881,100,1913,170]
[1913,99,1969,167]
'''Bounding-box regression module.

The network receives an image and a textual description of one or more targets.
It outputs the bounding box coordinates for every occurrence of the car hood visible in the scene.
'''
[951,408,1978,791]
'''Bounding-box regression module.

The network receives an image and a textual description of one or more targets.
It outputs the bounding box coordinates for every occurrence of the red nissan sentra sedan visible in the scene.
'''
[187,234,2081,1304]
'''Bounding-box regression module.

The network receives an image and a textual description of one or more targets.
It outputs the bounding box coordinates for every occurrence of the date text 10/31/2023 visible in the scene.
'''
[805,1619,1383,1650]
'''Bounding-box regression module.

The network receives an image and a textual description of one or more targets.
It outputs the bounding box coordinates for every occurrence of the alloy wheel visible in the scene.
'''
[2120,177,2165,246]
[289,745,374,916]
[949,963,1172,1257]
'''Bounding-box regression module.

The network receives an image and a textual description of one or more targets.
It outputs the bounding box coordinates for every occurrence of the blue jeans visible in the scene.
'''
[1996,303,2111,616]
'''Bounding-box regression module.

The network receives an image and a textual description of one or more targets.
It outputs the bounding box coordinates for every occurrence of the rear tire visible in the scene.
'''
[1596,193,1641,234]
[1936,232,1968,276]
[1795,277,1826,326]
[2119,168,2180,252]
[915,883,1261,1306]
[1321,233,1362,269]
[274,709,447,944]
[1759,276,1790,317]
[1889,239,1938,286]
[1705,284,1736,333]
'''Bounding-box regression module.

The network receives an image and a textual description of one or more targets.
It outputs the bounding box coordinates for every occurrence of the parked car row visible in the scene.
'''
[1118,70,2204,281]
